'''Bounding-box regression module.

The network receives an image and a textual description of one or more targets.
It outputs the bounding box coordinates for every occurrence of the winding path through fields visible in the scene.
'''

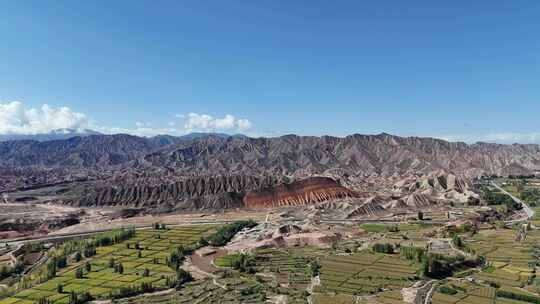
[491,181,535,223]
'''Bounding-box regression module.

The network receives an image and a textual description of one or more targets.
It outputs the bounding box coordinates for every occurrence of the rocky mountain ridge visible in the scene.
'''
[1,133,539,211]
[1,133,540,177]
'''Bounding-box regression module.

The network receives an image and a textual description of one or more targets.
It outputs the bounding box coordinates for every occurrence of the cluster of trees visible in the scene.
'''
[478,186,522,214]
[89,228,136,247]
[37,297,51,304]
[307,260,321,277]
[108,282,155,299]
[207,220,257,246]
[113,263,124,274]
[83,246,96,258]
[22,242,45,254]
[68,291,93,304]
[438,286,458,295]
[164,276,176,288]
[386,225,399,232]
[176,268,193,286]
[508,175,537,179]
[520,189,540,207]
[452,235,465,249]
[372,243,394,254]
[106,257,124,274]
[421,254,484,278]
[126,242,143,250]
[0,259,25,280]
[400,246,426,263]
[497,289,540,303]
[367,238,481,279]
[61,228,135,257]
[161,269,194,290]
[166,245,191,270]
[482,189,519,208]
[153,223,167,230]
[75,268,84,279]
[45,255,69,279]
[228,253,256,273]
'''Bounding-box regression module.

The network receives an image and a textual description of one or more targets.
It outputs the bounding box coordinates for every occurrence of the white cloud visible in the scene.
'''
[183,113,252,132]
[437,132,540,144]
[0,101,89,134]
[98,112,253,137]
[237,118,252,131]
[0,100,254,137]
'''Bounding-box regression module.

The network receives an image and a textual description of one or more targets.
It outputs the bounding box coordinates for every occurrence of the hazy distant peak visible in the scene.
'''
[0,128,101,142]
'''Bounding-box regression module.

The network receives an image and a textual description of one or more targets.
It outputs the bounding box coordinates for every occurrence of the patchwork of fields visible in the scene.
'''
[114,274,309,304]
[467,228,539,289]
[316,252,420,295]
[427,227,540,304]
[215,247,318,288]
[312,290,407,304]
[432,280,537,304]
[0,225,215,304]
[1,179,540,304]
[251,248,314,288]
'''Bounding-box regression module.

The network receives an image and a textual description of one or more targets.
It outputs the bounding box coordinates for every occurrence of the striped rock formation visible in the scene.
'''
[243,177,357,209]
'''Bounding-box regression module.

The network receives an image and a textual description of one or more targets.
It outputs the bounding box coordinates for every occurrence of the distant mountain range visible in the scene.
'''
[0,130,247,142]
[1,132,539,177]
[0,129,102,142]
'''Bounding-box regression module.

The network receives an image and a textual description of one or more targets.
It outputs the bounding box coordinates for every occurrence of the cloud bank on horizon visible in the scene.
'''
[0,101,252,137]
[1,101,539,144]
[0,101,89,135]
[438,133,540,145]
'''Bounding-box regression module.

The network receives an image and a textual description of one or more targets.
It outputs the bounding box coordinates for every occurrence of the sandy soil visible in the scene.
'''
[0,203,106,222]
[191,247,227,273]
[51,210,269,235]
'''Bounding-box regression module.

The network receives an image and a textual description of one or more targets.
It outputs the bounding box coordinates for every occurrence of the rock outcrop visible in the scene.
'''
[62,175,279,210]
[243,177,357,209]
[346,197,386,218]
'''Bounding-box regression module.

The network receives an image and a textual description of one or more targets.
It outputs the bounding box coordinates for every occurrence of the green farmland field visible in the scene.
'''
[0,225,216,304]
[316,251,420,295]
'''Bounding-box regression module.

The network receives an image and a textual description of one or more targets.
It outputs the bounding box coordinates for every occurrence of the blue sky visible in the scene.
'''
[1,1,539,142]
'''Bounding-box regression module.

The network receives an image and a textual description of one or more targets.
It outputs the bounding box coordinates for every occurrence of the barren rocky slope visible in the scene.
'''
[61,175,280,211]
[243,177,357,209]
[2,133,539,178]
[1,133,539,211]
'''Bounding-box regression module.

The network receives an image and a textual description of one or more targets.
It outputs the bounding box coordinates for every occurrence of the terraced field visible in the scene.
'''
[215,247,317,288]
[467,228,539,289]
[436,227,540,303]
[251,248,315,288]
[113,275,309,304]
[432,281,534,304]
[359,223,433,234]
[531,207,540,226]
[0,225,216,304]
[316,252,420,295]
[312,290,407,304]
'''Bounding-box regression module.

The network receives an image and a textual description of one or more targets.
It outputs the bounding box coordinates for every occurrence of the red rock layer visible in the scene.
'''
[243,177,357,209]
